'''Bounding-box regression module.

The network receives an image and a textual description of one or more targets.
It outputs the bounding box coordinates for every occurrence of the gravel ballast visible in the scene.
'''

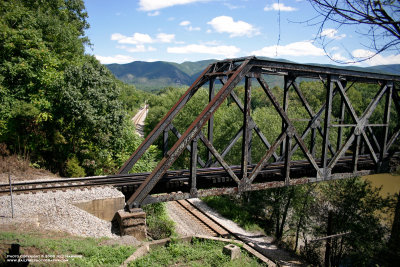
[0,186,125,238]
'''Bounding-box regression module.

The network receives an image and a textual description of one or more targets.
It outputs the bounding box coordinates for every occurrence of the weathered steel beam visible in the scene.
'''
[328,83,389,169]
[199,131,240,184]
[241,76,252,180]
[126,58,253,207]
[118,64,212,174]
[257,76,322,178]
[190,138,198,197]
[249,58,400,83]
[321,75,335,177]
[170,124,206,168]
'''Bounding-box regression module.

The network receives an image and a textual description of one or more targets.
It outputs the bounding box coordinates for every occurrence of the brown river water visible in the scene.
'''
[363,173,400,197]
[362,173,400,224]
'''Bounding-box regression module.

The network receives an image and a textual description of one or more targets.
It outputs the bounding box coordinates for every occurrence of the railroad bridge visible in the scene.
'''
[118,56,400,208]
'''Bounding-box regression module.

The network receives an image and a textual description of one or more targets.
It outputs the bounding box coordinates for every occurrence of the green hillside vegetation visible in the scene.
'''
[106,57,400,93]
[0,0,155,177]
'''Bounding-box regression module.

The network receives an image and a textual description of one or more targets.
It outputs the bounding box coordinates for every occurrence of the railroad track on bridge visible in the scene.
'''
[1,153,394,197]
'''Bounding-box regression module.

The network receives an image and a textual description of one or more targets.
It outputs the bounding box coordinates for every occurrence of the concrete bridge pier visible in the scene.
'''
[115,208,147,240]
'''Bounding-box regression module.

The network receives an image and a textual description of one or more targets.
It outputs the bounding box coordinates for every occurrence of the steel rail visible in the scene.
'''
[0,153,391,196]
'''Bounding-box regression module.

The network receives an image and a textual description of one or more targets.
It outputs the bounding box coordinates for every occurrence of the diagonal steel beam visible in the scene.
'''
[328,83,388,169]
[229,90,279,161]
[257,76,322,178]
[118,64,213,174]
[209,127,243,167]
[198,132,240,184]
[249,131,287,183]
[291,78,336,158]
[169,124,206,168]
[126,58,253,207]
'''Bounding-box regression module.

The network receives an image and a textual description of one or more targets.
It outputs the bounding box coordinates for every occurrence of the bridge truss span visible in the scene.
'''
[119,57,400,208]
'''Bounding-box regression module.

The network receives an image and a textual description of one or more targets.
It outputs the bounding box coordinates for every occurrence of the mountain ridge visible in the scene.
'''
[106,59,400,92]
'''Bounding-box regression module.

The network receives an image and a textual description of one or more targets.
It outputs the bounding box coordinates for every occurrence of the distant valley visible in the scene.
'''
[106,58,400,92]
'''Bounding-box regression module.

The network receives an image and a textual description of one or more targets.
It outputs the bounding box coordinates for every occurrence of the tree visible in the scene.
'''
[305,177,390,266]
[308,0,400,62]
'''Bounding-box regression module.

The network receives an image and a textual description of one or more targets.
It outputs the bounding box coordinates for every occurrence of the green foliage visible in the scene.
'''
[202,195,264,233]
[306,177,390,266]
[0,0,154,176]
[143,203,176,240]
[129,238,262,267]
[0,231,134,266]
[65,155,86,178]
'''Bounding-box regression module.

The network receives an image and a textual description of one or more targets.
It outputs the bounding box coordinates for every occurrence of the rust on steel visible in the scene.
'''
[116,56,400,208]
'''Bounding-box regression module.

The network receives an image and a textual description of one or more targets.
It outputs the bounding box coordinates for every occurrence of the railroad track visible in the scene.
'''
[174,199,230,237]
[174,199,306,266]
[0,153,394,196]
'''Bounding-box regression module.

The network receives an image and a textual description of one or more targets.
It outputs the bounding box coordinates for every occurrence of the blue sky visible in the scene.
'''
[84,0,400,66]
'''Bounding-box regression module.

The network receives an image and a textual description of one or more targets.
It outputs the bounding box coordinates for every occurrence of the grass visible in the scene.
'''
[129,238,265,267]
[0,231,135,266]
[202,196,265,233]
[143,202,176,240]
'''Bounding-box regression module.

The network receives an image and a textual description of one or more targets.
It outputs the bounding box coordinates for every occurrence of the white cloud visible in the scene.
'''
[156,33,175,43]
[264,3,297,11]
[331,53,350,62]
[321,28,346,40]
[111,33,153,44]
[251,41,325,57]
[352,49,400,66]
[179,20,201,31]
[180,20,191,26]
[139,0,207,11]
[117,45,156,53]
[111,32,175,45]
[167,44,240,58]
[148,11,160,16]
[95,54,135,64]
[224,3,244,9]
[187,26,201,31]
[207,16,260,37]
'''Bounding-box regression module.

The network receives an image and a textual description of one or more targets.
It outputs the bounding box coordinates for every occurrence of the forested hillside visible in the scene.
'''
[106,58,400,93]
[0,0,154,177]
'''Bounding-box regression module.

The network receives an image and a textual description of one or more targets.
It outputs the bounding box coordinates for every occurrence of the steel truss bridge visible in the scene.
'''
[117,56,400,208]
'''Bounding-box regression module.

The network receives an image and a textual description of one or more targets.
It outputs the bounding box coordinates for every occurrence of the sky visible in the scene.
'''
[84,0,400,66]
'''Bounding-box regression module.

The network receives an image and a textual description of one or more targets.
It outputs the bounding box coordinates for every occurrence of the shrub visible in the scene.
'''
[65,156,86,178]
[143,203,175,240]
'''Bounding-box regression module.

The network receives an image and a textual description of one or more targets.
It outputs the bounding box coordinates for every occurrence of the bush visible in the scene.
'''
[65,156,86,178]
[143,203,175,240]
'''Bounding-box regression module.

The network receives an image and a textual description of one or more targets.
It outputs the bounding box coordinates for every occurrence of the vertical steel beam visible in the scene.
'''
[380,82,393,164]
[337,92,346,152]
[310,126,317,157]
[163,128,169,157]
[241,76,251,179]
[208,79,215,163]
[284,135,292,185]
[321,76,335,178]
[190,138,198,197]
[281,75,290,157]
[352,135,361,172]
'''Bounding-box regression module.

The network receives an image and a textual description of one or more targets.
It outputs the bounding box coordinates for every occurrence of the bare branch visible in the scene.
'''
[306,0,400,62]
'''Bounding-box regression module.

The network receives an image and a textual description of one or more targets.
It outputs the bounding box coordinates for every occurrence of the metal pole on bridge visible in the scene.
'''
[8,173,14,218]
